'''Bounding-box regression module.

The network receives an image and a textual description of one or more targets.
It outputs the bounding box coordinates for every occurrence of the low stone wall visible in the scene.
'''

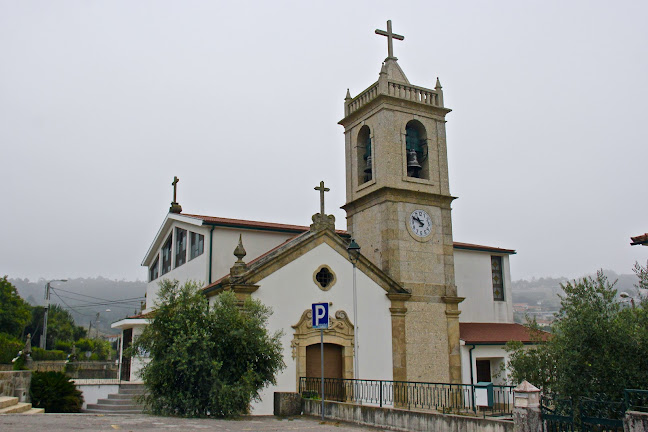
[33,361,67,372]
[0,371,31,402]
[0,364,12,371]
[303,399,513,432]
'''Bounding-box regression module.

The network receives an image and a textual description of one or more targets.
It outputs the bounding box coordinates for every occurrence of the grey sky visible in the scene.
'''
[1,1,646,283]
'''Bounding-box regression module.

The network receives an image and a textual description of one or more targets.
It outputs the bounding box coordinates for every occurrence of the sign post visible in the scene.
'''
[312,302,329,421]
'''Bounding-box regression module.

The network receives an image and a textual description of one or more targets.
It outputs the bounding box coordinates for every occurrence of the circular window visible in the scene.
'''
[313,265,337,291]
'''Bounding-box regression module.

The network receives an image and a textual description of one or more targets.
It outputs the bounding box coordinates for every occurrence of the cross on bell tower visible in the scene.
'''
[375,20,404,60]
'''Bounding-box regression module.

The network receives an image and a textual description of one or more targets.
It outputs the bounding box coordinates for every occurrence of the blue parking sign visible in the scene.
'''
[312,303,329,329]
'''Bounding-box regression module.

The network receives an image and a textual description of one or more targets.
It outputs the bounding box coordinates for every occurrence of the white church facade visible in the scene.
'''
[113,21,539,415]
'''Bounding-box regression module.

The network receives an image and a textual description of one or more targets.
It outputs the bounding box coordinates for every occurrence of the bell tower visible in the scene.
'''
[340,21,463,384]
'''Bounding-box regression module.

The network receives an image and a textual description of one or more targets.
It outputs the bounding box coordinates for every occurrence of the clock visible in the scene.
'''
[409,209,432,238]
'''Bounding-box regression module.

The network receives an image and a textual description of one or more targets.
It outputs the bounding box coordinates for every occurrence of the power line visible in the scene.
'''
[53,287,143,303]
[50,289,93,317]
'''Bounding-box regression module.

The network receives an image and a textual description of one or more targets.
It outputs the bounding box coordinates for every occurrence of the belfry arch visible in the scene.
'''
[291,309,355,388]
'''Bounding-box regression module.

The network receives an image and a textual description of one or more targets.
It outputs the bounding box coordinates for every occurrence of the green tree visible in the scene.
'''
[633,260,648,292]
[506,271,648,400]
[24,305,87,349]
[0,276,31,338]
[131,280,284,417]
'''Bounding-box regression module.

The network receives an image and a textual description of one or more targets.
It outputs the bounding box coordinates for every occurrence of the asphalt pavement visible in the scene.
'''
[0,413,388,432]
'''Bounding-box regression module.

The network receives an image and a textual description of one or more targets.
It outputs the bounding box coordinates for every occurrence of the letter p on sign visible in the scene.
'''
[312,303,329,329]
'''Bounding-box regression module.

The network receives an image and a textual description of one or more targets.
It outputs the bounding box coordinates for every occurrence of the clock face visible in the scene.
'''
[409,210,432,238]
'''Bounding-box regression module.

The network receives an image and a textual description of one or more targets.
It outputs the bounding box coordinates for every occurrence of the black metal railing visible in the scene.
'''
[624,389,648,413]
[299,377,515,416]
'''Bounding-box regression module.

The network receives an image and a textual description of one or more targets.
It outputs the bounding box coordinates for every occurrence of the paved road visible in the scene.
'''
[0,413,387,432]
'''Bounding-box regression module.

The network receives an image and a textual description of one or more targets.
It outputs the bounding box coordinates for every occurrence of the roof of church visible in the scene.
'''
[181,213,349,236]
[453,242,516,254]
[631,233,648,246]
[203,227,409,297]
[183,214,515,253]
[459,322,550,344]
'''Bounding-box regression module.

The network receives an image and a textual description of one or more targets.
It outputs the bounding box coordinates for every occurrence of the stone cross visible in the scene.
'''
[375,20,404,59]
[172,176,179,202]
[314,181,330,215]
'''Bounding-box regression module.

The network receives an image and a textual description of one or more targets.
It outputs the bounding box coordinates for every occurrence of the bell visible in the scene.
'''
[364,155,372,174]
[407,149,422,177]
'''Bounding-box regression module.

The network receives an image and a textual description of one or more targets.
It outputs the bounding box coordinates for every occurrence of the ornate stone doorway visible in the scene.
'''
[291,309,354,390]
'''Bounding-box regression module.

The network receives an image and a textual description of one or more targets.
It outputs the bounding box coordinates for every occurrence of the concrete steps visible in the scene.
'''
[0,396,42,415]
[84,384,146,414]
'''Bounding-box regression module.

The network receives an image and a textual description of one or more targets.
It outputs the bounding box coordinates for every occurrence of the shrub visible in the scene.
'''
[74,338,111,361]
[31,347,67,361]
[30,371,83,413]
[54,341,73,353]
[0,333,22,364]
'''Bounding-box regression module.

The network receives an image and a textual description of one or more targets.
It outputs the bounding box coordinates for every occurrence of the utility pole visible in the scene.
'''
[41,279,67,349]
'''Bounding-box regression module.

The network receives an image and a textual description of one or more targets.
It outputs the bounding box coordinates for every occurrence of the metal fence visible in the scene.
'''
[624,389,648,413]
[298,377,515,416]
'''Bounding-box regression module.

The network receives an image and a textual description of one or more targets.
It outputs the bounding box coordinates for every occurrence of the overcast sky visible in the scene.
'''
[1,1,647,283]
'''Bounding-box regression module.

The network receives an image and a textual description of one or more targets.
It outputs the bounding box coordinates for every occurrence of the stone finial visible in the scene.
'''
[345,88,351,100]
[514,380,541,408]
[231,235,247,277]
[310,213,336,232]
[234,234,246,262]
[435,77,442,90]
[380,62,387,76]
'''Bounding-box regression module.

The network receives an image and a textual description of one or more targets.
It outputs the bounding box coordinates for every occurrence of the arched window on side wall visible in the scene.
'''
[405,120,429,179]
[357,125,372,184]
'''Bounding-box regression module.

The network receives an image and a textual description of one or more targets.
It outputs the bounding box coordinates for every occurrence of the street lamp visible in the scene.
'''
[41,279,67,349]
[347,238,361,380]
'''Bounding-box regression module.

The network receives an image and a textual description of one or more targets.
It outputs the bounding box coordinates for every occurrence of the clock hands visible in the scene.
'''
[412,216,424,227]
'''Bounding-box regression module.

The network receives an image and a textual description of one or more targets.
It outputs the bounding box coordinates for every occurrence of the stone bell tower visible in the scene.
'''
[340,21,463,384]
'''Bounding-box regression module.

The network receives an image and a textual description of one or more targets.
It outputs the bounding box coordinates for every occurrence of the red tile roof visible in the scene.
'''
[460,322,550,344]
[631,233,648,246]
[182,213,349,235]
[453,242,516,254]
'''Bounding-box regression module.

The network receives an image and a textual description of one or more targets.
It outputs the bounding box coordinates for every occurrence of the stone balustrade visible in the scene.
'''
[345,80,442,117]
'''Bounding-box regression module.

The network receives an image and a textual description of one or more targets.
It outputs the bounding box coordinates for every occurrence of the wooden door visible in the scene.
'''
[306,343,344,400]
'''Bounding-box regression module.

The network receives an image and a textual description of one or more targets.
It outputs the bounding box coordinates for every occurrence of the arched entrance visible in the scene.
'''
[291,309,355,393]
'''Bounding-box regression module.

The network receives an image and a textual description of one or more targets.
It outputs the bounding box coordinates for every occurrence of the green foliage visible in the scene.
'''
[0,276,31,338]
[31,347,67,361]
[504,319,556,390]
[506,271,648,401]
[0,333,23,364]
[54,341,73,353]
[634,260,648,292]
[24,305,87,350]
[132,280,285,417]
[30,371,83,413]
[74,338,111,360]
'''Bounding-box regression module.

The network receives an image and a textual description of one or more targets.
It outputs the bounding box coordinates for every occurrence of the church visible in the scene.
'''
[113,21,537,415]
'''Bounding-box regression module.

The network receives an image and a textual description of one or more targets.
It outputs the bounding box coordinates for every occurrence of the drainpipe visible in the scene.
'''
[468,344,476,384]
[469,344,476,412]
[208,226,215,284]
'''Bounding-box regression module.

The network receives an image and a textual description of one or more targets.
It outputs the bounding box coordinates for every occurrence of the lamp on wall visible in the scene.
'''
[347,239,361,380]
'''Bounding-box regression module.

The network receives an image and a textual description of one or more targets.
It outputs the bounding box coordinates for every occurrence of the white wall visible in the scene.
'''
[128,325,148,382]
[454,250,513,323]
[213,242,394,416]
[209,228,297,283]
[460,344,510,385]
[145,224,297,312]
[75,382,120,409]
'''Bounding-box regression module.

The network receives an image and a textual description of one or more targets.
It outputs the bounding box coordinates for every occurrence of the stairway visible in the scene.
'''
[85,383,146,414]
[0,396,44,414]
